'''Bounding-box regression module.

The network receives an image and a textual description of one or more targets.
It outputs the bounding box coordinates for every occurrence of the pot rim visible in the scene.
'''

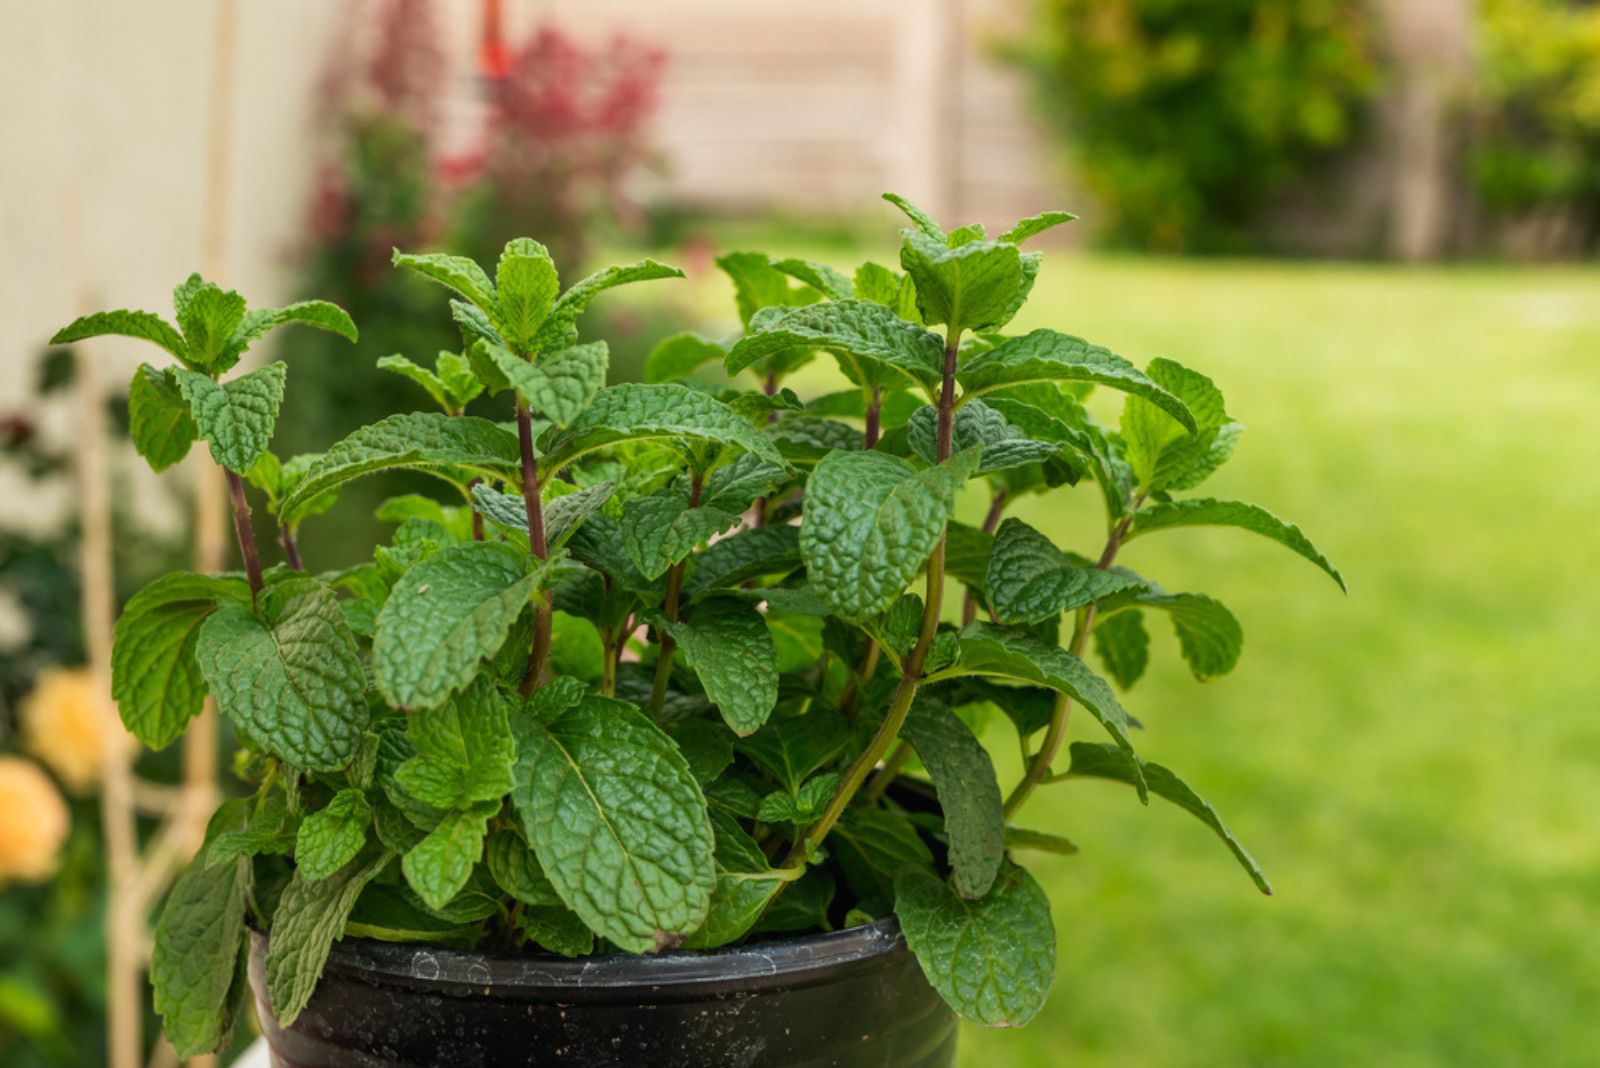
[264,917,908,997]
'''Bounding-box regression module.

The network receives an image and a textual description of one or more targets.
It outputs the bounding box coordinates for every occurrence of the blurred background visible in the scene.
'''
[1,1,1597,1065]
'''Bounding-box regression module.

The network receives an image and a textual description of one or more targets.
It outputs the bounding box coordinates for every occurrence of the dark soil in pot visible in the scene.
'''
[247,917,956,1067]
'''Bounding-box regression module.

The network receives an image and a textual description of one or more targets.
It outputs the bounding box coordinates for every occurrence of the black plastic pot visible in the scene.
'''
[247,918,956,1067]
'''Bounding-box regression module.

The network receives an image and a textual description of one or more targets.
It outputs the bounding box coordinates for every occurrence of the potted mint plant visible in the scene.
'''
[56,194,1341,1067]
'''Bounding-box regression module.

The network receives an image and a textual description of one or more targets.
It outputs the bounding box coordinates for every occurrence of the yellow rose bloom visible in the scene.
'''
[20,667,111,793]
[0,757,70,885]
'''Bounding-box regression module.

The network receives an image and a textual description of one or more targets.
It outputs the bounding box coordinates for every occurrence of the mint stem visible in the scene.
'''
[225,469,264,603]
[516,399,551,697]
[648,474,703,717]
[279,526,303,571]
[864,386,882,448]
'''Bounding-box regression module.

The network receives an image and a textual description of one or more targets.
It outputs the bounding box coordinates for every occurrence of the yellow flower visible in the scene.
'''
[0,757,69,885]
[20,667,113,793]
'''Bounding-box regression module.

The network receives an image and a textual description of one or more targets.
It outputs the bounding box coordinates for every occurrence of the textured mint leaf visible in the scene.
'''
[999,210,1078,245]
[832,807,936,907]
[756,771,838,824]
[151,856,249,1056]
[644,332,726,383]
[174,363,287,473]
[664,598,778,735]
[903,695,1005,898]
[900,233,1025,334]
[195,577,367,772]
[376,353,452,411]
[281,413,521,523]
[265,849,392,1026]
[682,809,797,949]
[373,542,541,712]
[450,298,503,348]
[620,488,741,581]
[401,804,495,911]
[294,789,371,881]
[1092,608,1150,690]
[344,883,481,946]
[1005,826,1080,855]
[204,792,297,866]
[771,258,854,300]
[1068,741,1271,893]
[524,675,590,721]
[669,719,736,785]
[986,518,1147,624]
[801,448,980,621]
[510,695,715,952]
[492,238,559,351]
[540,383,786,474]
[853,260,923,321]
[220,301,357,371]
[517,906,594,956]
[533,259,683,350]
[702,452,790,514]
[724,300,944,391]
[474,340,607,427]
[1121,357,1240,492]
[111,572,247,748]
[983,388,1132,515]
[684,524,802,599]
[768,415,862,466]
[734,713,852,795]
[485,828,561,907]
[716,251,808,327]
[882,192,947,240]
[393,680,517,807]
[51,308,189,365]
[128,363,198,470]
[954,622,1145,799]
[958,330,1197,434]
[1135,593,1243,680]
[944,521,994,595]
[895,861,1056,1027]
[1127,497,1346,591]
[907,399,1064,474]
[175,282,248,371]
[473,480,613,550]
[392,249,498,313]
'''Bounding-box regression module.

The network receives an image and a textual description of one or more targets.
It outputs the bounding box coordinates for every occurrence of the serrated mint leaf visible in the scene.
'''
[174,363,287,473]
[401,804,495,911]
[734,713,852,796]
[1005,826,1080,855]
[621,488,742,581]
[643,332,726,383]
[196,577,367,772]
[669,719,735,785]
[906,399,1064,474]
[702,452,789,514]
[373,542,542,712]
[540,383,786,475]
[51,308,190,365]
[220,301,357,371]
[1127,497,1346,591]
[894,861,1056,1027]
[771,258,854,300]
[394,680,517,807]
[473,481,614,550]
[998,210,1077,246]
[1093,609,1150,690]
[756,771,838,824]
[986,518,1147,624]
[954,622,1145,799]
[128,363,198,471]
[1121,357,1241,492]
[492,238,559,351]
[205,792,297,866]
[450,298,502,348]
[684,524,802,600]
[533,259,683,351]
[376,353,451,411]
[769,415,862,466]
[485,828,561,906]
[265,850,392,1026]
[392,249,498,314]
[958,330,1197,434]
[151,856,248,1056]
[174,281,248,371]
[111,572,248,749]
[882,192,947,240]
[474,340,607,427]
[724,300,944,392]
[716,251,807,327]
[1138,593,1243,680]
[682,809,798,949]
[523,674,589,721]
[510,695,715,952]
[832,807,935,907]
[1068,741,1271,893]
[664,598,778,735]
[903,695,1005,898]
[801,448,980,622]
[295,789,371,881]
[900,234,1025,334]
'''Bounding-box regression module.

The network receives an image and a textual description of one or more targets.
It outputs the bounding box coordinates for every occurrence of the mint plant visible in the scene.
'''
[58,196,1341,1055]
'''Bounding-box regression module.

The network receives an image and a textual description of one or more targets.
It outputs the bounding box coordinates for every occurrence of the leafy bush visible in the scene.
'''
[54,193,1341,1052]
[1022,0,1378,251]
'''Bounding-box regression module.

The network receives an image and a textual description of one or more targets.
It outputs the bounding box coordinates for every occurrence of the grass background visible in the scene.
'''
[672,248,1600,1066]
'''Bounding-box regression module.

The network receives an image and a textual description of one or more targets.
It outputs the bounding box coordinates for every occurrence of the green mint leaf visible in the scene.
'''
[853,260,922,321]
[756,772,839,824]
[832,807,935,907]
[906,399,1065,474]
[1005,826,1080,855]
[683,524,802,600]
[620,488,741,581]
[533,259,684,351]
[724,300,944,392]
[539,383,787,475]
[1127,497,1346,591]
[986,518,1148,624]
[394,680,517,807]
[701,452,790,514]
[472,339,607,427]
[510,695,715,952]
[768,415,863,466]
[518,906,596,956]
[733,713,852,796]
[664,597,779,735]
[492,238,559,351]
[473,481,615,550]
[294,789,371,881]
[373,542,542,712]
[196,577,367,771]
[151,856,249,1056]
[1131,593,1243,680]
[111,572,248,749]
[392,249,498,314]
[280,413,521,524]
[900,233,1026,335]
[668,719,735,785]
[715,251,808,327]
[882,192,947,240]
[450,298,503,348]
[220,301,357,372]
[1121,357,1240,492]
[376,353,452,412]
[770,258,854,300]
[174,281,248,371]
[983,389,1132,515]
[485,828,562,907]
[643,332,726,383]
[894,861,1056,1027]
[1068,741,1271,893]
[998,210,1078,246]
[682,809,798,949]
[1092,608,1150,690]
[959,330,1198,434]
[801,448,980,622]
[903,695,1005,898]
[343,883,481,946]
[128,363,198,471]
[265,849,392,1026]
[204,792,297,866]
[51,308,190,366]
[954,622,1145,800]
[401,804,495,911]
[173,362,287,473]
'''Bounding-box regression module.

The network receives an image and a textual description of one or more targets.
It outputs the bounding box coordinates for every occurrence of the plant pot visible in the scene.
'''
[247,917,957,1067]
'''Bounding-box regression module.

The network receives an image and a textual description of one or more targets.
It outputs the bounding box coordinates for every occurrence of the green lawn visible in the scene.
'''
[680,250,1600,1065]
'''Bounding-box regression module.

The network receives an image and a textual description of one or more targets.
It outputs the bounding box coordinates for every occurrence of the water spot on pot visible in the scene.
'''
[411,952,440,981]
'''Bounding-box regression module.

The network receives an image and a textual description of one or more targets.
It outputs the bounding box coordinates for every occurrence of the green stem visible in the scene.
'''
[863,740,913,802]
[648,474,703,717]
[516,400,551,698]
